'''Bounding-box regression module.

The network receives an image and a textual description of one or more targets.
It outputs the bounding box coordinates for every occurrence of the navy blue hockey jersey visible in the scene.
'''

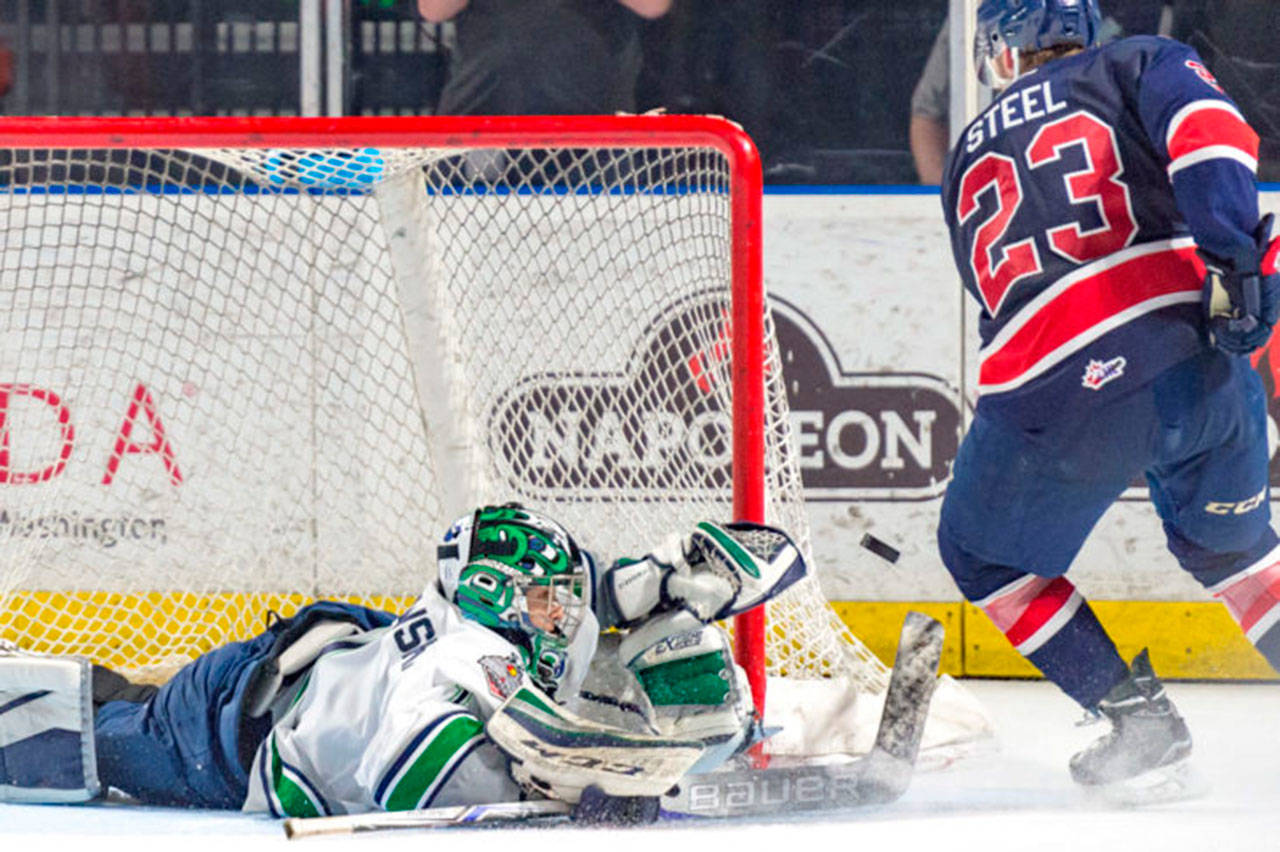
[942,36,1269,428]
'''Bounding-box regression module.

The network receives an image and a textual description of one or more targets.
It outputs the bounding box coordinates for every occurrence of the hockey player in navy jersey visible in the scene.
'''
[0,504,806,816]
[939,0,1280,799]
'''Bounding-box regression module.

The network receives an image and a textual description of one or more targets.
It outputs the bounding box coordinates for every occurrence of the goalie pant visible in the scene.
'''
[91,593,597,813]
[92,600,392,808]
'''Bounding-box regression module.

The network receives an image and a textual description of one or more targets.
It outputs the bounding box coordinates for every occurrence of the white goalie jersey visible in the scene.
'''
[242,587,599,817]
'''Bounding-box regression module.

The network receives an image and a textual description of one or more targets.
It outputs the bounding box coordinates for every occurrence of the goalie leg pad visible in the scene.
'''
[486,681,704,803]
[0,653,99,803]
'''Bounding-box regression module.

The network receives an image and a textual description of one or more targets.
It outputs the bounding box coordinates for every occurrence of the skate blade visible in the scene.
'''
[1083,759,1209,807]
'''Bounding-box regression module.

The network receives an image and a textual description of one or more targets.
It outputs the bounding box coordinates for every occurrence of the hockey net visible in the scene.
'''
[0,116,978,755]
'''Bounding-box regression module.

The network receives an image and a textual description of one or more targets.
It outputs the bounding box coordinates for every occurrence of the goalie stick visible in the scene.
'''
[282,800,572,838]
[660,609,943,818]
[282,612,943,838]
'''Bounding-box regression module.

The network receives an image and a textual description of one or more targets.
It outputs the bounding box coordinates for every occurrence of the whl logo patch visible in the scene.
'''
[1082,357,1126,391]
[479,654,524,700]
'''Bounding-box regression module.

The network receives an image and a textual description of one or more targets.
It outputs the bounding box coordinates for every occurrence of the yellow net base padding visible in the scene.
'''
[1,591,418,682]
[9,594,1273,684]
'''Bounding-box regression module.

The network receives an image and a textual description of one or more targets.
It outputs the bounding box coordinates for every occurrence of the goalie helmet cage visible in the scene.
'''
[0,114,893,752]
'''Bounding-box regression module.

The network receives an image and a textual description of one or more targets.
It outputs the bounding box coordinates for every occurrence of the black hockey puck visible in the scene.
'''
[860,533,900,564]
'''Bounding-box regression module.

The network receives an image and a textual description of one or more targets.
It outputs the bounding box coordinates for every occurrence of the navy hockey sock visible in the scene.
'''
[974,573,1129,709]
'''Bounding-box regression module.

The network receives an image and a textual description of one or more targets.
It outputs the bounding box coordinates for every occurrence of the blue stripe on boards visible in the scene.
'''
[764,184,941,196]
[3,182,1276,197]
[0,182,730,198]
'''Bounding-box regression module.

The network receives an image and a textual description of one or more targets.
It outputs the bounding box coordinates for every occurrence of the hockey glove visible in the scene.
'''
[1203,214,1280,355]
[602,521,808,625]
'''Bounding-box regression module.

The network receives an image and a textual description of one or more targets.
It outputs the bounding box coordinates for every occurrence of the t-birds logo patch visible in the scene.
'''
[1082,356,1127,390]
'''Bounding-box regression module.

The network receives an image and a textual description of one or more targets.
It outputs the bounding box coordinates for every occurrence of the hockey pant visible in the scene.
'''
[93,601,394,808]
[939,350,1280,708]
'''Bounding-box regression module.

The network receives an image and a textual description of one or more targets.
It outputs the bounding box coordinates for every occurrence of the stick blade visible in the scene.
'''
[658,613,945,820]
[856,611,945,803]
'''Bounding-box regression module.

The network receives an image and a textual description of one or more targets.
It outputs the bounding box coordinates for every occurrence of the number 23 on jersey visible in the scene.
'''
[957,109,1138,316]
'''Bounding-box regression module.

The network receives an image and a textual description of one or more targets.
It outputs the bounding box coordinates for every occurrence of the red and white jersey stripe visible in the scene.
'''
[975,574,1084,655]
[977,237,1204,394]
[1209,542,1280,645]
[1165,99,1259,178]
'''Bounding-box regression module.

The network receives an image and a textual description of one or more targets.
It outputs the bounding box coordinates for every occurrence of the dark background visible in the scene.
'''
[0,0,1273,184]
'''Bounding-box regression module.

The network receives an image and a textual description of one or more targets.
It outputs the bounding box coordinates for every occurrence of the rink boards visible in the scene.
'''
[766,185,1280,680]
[2,184,1278,681]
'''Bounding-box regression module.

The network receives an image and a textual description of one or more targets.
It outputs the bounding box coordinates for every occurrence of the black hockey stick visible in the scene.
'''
[659,610,944,819]
[282,613,944,837]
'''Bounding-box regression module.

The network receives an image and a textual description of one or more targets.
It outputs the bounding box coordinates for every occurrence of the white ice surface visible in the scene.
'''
[2,679,1277,852]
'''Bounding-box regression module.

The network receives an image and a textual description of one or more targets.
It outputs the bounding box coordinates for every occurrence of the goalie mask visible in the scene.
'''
[437,504,591,695]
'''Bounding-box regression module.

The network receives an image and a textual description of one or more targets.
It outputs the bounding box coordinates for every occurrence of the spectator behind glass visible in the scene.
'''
[0,39,10,103]
[417,0,672,115]
[908,1,1167,184]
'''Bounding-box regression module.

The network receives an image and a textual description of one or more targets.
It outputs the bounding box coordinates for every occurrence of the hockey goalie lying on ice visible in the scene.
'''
[0,503,807,816]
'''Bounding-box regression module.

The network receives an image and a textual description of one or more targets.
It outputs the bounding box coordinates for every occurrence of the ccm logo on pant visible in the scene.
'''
[1205,489,1267,515]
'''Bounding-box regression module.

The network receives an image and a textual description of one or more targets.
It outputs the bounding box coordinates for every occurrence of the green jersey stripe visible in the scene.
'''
[383,714,485,811]
[270,736,325,818]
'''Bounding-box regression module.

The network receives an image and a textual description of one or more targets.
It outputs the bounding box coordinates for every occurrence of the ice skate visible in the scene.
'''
[1069,649,1203,804]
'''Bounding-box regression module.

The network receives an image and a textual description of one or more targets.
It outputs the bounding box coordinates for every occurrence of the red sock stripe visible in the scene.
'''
[1002,576,1077,648]
[1216,558,1280,640]
[980,575,1080,652]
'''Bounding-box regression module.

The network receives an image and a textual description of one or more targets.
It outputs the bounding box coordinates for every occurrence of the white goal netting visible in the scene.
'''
[0,117,909,753]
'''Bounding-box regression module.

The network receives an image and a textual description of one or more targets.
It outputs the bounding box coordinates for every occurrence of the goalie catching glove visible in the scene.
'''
[603,520,807,626]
